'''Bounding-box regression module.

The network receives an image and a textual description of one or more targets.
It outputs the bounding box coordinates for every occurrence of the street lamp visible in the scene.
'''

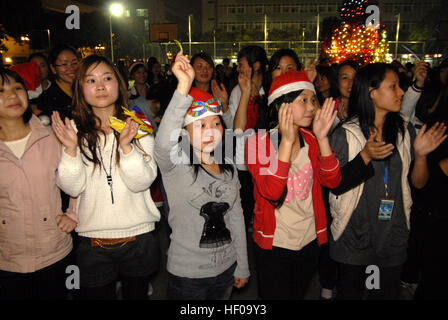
[109,3,123,63]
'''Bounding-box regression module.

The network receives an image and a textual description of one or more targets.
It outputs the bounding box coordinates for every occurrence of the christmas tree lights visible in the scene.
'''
[326,0,389,65]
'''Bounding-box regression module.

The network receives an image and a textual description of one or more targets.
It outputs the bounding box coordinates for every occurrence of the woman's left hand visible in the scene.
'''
[414,122,447,157]
[312,97,337,141]
[119,118,139,154]
[234,277,249,289]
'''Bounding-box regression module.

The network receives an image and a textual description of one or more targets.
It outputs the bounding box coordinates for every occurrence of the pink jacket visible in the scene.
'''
[0,115,72,273]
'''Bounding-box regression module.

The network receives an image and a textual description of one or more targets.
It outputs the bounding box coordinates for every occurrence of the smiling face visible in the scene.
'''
[338,65,356,99]
[314,73,331,95]
[271,55,298,79]
[51,50,79,86]
[82,62,119,111]
[132,65,148,85]
[192,58,213,85]
[0,75,28,121]
[289,89,317,127]
[185,115,223,154]
[370,70,405,114]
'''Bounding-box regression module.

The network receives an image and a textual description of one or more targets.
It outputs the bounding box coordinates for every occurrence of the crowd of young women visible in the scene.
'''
[1,43,447,300]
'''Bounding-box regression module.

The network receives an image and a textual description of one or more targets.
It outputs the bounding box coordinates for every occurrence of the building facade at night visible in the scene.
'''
[201,0,446,43]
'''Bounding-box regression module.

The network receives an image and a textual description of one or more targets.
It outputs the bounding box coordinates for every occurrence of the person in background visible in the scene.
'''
[190,52,215,93]
[28,53,52,92]
[37,44,79,123]
[266,49,302,94]
[331,60,359,131]
[314,65,340,106]
[128,61,150,100]
[415,59,448,125]
[147,57,165,87]
[0,68,74,300]
[414,86,448,300]
[228,45,268,231]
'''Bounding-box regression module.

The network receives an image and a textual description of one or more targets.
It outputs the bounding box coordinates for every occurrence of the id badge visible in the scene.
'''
[378,199,394,221]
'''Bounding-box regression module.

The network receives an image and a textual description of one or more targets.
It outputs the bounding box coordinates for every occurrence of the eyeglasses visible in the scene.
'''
[54,61,79,68]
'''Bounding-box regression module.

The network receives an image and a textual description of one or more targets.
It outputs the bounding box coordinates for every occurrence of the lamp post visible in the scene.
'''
[188,14,193,56]
[109,3,123,63]
[395,13,400,59]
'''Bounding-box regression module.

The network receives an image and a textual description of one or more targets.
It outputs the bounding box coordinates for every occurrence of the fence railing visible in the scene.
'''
[142,40,429,66]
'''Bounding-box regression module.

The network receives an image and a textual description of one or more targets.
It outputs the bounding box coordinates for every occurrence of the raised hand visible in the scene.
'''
[172,51,195,96]
[414,122,447,158]
[211,79,229,112]
[360,129,395,164]
[414,61,429,88]
[278,103,296,144]
[119,117,139,154]
[51,111,78,157]
[305,58,319,83]
[238,66,252,95]
[313,97,337,141]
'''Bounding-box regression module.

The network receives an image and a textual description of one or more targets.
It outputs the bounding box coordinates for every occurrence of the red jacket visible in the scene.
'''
[245,128,341,250]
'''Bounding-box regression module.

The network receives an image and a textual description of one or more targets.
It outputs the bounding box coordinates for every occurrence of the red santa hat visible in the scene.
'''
[9,61,42,99]
[183,87,223,127]
[268,70,315,106]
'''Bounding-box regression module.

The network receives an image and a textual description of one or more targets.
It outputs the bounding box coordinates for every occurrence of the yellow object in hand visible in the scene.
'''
[174,39,183,53]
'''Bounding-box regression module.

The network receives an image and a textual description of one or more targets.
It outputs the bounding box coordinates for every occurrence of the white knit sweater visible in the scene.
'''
[57,125,160,238]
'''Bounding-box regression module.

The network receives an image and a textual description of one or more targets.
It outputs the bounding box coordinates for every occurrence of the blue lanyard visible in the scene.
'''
[381,161,389,199]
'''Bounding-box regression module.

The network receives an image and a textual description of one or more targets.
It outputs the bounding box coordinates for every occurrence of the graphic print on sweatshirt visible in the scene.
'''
[189,180,236,249]
[285,144,313,204]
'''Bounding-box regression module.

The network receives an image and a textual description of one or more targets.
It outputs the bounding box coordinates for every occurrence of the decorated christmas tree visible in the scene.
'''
[326,0,389,65]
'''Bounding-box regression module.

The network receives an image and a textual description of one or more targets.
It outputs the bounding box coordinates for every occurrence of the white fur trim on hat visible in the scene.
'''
[268,81,315,106]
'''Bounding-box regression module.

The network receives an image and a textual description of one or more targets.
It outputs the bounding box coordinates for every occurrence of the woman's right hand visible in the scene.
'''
[51,111,78,157]
[238,66,252,96]
[278,103,296,144]
[172,51,195,96]
[360,130,395,164]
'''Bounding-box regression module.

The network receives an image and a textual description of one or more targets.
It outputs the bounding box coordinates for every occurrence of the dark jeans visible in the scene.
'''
[0,252,73,300]
[254,240,320,300]
[237,170,255,230]
[318,242,338,290]
[336,263,403,300]
[76,231,160,300]
[167,262,236,300]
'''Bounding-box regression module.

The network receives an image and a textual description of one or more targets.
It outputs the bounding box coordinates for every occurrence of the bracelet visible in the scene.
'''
[413,81,424,90]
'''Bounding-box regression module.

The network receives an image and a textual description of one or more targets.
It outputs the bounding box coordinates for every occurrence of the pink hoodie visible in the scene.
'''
[0,115,72,273]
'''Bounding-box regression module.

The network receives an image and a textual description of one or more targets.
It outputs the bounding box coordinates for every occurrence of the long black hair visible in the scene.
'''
[0,68,33,123]
[266,49,301,93]
[315,65,340,105]
[347,63,404,146]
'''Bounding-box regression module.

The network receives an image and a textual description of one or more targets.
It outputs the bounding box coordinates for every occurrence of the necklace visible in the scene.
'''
[98,135,115,204]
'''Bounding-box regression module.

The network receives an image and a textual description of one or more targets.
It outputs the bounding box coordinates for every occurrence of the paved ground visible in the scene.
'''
[148,218,415,300]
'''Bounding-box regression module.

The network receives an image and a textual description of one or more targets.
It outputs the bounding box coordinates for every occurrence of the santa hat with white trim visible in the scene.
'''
[268,70,315,106]
[183,87,223,127]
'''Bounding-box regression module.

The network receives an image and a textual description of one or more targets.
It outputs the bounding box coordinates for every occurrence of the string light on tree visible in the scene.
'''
[326,0,389,65]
